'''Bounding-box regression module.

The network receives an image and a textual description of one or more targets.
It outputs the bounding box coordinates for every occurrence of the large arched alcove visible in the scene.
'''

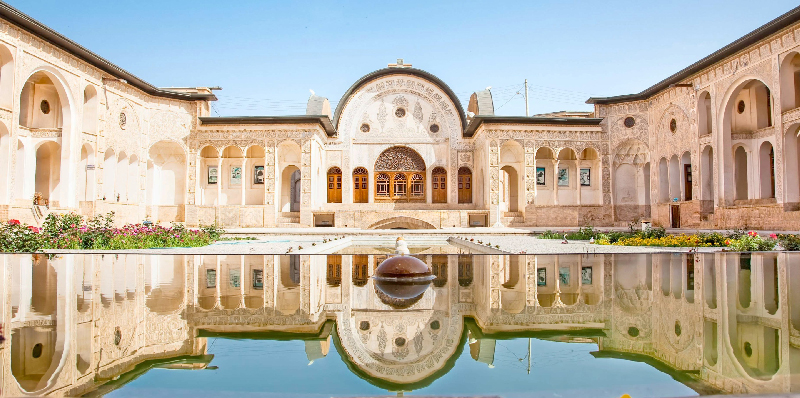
[82,85,98,135]
[780,52,800,112]
[19,69,75,206]
[556,148,578,205]
[698,91,712,136]
[277,140,302,213]
[116,150,128,202]
[784,125,800,206]
[147,140,186,208]
[0,122,9,203]
[373,146,426,202]
[499,140,523,212]
[245,145,266,205]
[700,145,714,203]
[0,43,14,110]
[720,78,772,204]
[77,143,95,202]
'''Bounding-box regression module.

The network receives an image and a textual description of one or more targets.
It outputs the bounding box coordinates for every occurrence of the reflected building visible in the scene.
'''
[1,252,800,394]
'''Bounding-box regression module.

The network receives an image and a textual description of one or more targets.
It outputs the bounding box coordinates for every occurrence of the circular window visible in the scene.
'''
[737,100,746,114]
[669,118,677,133]
[394,337,406,347]
[430,320,440,330]
[359,321,370,331]
[114,327,122,346]
[624,116,635,128]
[40,100,50,114]
[360,123,370,133]
[429,124,440,133]
[744,341,753,357]
[395,107,406,118]
[627,327,640,337]
[119,112,127,129]
[674,321,682,337]
[32,343,43,358]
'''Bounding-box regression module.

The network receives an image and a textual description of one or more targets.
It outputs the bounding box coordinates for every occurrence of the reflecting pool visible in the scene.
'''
[3,252,799,396]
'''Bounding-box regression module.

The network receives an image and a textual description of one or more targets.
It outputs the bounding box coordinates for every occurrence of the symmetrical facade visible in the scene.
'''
[2,3,800,228]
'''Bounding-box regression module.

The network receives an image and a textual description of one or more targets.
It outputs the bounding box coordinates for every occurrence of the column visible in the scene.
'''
[553,159,560,206]
[241,158,247,206]
[576,161,582,206]
[216,154,222,206]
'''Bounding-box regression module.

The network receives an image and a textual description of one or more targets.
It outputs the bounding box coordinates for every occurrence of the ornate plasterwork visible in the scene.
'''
[337,74,462,142]
[374,146,426,171]
[106,98,142,157]
[149,110,192,144]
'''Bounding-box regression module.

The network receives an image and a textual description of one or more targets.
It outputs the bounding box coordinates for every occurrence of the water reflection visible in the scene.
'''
[4,253,800,395]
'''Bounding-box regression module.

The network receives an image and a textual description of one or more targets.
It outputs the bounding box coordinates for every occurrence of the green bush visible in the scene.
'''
[777,234,800,251]
[726,231,776,251]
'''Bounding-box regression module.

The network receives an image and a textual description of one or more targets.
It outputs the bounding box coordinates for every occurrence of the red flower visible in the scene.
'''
[748,231,758,237]
[8,219,20,225]
[725,239,732,246]
[28,226,39,233]
[770,233,778,239]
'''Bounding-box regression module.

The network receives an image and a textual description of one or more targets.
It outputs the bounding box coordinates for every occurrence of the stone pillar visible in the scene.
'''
[216,154,222,206]
[488,140,500,225]
[524,143,536,207]
[300,138,313,226]
[265,144,276,227]
[185,148,198,226]
[553,159,560,206]
[601,148,612,207]
[241,158,247,206]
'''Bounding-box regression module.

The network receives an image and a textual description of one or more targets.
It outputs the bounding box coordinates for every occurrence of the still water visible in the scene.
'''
[2,252,798,397]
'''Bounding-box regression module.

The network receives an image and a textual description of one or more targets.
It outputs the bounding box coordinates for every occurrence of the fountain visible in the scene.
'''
[372,238,434,308]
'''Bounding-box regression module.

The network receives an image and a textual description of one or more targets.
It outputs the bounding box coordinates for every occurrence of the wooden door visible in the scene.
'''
[432,168,447,203]
[353,168,368,203]
[327,167,342,203]
[683,164,692,201]
[671,204,681,228]
[458,167,472,204]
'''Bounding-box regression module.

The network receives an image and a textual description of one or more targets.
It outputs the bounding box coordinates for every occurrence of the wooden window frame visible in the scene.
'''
[327,167,342,203]
[353,167,369,203]
[458,167,472,204]
[432,167,447,203]
[374,171,426,202]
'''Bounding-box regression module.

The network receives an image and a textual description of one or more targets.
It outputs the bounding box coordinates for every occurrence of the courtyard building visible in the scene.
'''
[1,3,800,229]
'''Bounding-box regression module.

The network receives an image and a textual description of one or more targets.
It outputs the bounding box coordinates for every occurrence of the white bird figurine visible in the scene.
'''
[561,234,569,245]
[395,237,410,255]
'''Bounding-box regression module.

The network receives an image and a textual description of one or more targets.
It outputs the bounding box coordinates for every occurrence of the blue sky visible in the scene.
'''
[9,1,799,117]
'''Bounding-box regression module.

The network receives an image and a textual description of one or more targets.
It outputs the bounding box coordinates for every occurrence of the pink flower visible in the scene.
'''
[28,226,39,233]
[748,231,758,237]
[770,233,778,239]
[8,219,20,225]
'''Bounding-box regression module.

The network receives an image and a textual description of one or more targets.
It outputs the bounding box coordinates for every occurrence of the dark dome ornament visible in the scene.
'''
[373,245,434,309]
[624,116,635,128]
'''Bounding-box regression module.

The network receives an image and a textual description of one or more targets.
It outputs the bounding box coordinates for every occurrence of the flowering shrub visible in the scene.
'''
[726,231,777,252]
[0,212,223,252]
[597,234,719,247]
[777,234,800,251]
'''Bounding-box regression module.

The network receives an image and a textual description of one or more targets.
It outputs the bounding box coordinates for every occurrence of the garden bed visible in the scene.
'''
[0,212,222,252]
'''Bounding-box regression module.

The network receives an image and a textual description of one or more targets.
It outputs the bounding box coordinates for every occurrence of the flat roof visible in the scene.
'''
[0,1,217,101]
[198,116,336,136]
[464,115,603,138]
[586,4,800,105]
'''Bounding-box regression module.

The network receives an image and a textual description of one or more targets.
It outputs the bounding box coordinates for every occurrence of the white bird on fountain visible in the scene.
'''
[395,237,410,255]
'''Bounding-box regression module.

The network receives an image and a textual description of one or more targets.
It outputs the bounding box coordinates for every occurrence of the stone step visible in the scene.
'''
[276,222,304,228]
[280,212,300,217]
[277,217,300,224]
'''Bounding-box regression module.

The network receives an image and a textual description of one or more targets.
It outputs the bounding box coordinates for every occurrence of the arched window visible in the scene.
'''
[353,255,369,287]
[376,173,390,198]
[326,255,342,287]
[353,167,368,203]
[393,173,407,198]
[410,173,424,198]
[458,167,472,204]
[327,167,342,203]
[432,167,447,203]
[373,146,426,202]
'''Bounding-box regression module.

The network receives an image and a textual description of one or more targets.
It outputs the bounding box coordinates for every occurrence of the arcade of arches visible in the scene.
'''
[3,3,800,229]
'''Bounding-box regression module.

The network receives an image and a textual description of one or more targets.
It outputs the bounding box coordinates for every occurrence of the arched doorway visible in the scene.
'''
[34,142,61,205]
[431,166,447,203]
[147,141,186,221]
[500,165,518,212]
[734,146,749,201]
[353,167,368,203]
[327,166,342,203]
[759,141,775,199]
[457,167,472,204]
